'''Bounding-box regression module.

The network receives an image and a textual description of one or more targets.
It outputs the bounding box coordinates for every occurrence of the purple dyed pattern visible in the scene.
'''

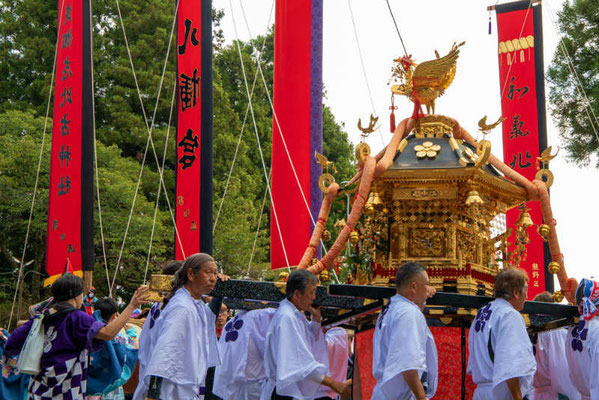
[310,0,324,258]
[6,310,105,400]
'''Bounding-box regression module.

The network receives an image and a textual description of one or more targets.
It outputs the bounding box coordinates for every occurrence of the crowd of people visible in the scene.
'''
[0,253,598,400]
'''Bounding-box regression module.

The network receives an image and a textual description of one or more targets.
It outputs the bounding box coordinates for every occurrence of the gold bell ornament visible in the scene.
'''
[465,190,484,206]
[553,290,564,303]
[516,208,534,228]
[319,269,330,283]
[548,261,560,275]
[537,224,550,241]
[349,231,360,245]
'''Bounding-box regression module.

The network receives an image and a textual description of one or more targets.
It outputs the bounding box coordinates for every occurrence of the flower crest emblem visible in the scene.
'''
[43,326,58,353]
[224,316,244,342]
[571,320,588,352]
[474,304,492,332]
[149,304,161,329]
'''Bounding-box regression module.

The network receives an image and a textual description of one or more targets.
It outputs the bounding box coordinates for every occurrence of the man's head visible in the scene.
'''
[395,262,434,310]
[286,269,319,312]
[161,260,183,276]
[575,278,599,320]
[494,268,529,311]
[216,303,229,331]
[52,273,85,308]
[94,297,119,322]
[533,291,554,303]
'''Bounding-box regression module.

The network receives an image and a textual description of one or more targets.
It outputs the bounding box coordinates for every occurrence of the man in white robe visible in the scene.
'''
[136,260,182,386]
[315,328,349,400]
[133,253,225,400]
[262,269,350,400]
[468,268,536,400]
[213,308,277,400]
[372,262,438,400]
[565,278,599,400]
[530,292,580,400]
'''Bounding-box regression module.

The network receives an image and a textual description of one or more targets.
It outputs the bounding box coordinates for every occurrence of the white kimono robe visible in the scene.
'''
[372,294,438,400]
[213,308,277,400]
[565,317,599,400]
[262,299,328,400]
[532,328,581,400]
[467,298,536,400]
[133,288,220,400]
[315,327,349,399]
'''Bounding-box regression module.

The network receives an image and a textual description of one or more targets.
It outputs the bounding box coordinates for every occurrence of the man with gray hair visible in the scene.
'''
[372,262,438,400]
[262,269,350,400]
[468,268,536,400]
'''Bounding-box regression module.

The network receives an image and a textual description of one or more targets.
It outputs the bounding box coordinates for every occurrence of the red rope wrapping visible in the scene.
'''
[354,192,366,203]
[552,253,564,262]
[317,217,327,225]
[547,218,557,227]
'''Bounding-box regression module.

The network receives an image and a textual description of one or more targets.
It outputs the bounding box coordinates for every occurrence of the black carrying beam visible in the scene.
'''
[327,284,579,318]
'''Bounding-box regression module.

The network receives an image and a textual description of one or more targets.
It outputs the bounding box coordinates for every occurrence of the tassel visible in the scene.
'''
[389,94,397,133]
[488,12,492,35]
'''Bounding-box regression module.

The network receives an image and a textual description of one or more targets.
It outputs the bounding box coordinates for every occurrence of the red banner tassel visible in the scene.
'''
[389,112,396,133]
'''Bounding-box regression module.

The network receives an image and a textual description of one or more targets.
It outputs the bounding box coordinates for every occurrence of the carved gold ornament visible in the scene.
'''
[553,290,564,303]
[357,114,380,138]
[355,142,371,166]
[322,230,331,242]
[318,173,335,193]
[415,141,441,159]
[478,115,505,134]
[475,140,492,167]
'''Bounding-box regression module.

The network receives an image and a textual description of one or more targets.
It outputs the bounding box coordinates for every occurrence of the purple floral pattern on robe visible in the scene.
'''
[5,309,105,400]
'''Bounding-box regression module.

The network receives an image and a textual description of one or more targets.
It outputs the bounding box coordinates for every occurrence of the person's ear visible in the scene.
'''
[186,267,195,281]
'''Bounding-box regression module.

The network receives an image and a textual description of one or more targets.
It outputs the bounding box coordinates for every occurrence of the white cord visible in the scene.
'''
[347,0,384,147]
[110,0,183,295]
[9,0,67,329]
[229,0,290,271]
[144,82,177,285]
[213,0,274,234]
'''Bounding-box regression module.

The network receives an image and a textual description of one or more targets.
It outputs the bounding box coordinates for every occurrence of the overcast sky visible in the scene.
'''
[214,0,599,285]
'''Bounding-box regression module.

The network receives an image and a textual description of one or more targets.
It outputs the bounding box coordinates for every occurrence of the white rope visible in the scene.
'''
[8,0,66,330]
[89,1,111,289]
[238,2,340,280]
[246,169,271,276]
[213,0,274,234]
[229,0,290,270]
[109,0,184,295]
[144,83,177,285]
[238,2,340,283]
[347,0,384,147]
[545,0,599,143]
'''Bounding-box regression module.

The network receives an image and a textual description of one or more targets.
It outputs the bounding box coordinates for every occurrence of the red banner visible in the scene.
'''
[175,0,213,260]
[271,0,323,268]
[355,327,475,399]
[495,1,549,298]
[46,0,94,285]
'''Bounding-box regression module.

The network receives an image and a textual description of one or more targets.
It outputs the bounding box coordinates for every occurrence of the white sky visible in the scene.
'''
[214,0,599,285]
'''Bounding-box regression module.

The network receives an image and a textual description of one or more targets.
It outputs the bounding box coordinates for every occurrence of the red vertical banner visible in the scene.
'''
[45,0,94,285]
[495,1,550,298]
[271,0,323,269]
[175,0,213,260]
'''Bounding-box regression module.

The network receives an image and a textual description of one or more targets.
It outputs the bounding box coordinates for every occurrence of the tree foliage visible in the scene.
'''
[0,1,354,321]
[547,0,599,166]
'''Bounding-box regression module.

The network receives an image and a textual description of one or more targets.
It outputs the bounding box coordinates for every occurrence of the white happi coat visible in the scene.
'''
[532,328,581,400]
[133,288,220,400]
[262,299,328,400]
[315,327,349,399]
[213,308,277,400]
[467,298,536,400]
[565,317,599,400]
[372,294,438,400]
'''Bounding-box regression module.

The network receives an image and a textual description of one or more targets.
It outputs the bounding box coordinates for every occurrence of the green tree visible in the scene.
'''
[547,0,599,166]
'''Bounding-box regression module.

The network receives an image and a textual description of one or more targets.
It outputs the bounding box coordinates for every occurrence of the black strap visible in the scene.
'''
[488,327,495,364]
[42,303,76,324]
[147,375,163,399]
